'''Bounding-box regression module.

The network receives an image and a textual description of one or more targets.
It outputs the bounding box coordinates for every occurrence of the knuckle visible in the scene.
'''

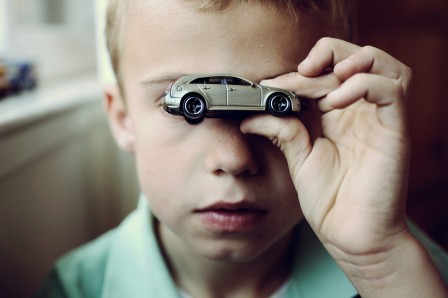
[316,37,335,47]
[361,45,379,55]
[392,79,405,98]
[398,65,413,94]
[360,45,386,63]
[400,65,413,96]
[390,80,406,100]
[401,65,413,81]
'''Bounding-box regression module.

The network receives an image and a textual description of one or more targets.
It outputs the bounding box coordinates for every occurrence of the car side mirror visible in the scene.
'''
[251,82,256,87]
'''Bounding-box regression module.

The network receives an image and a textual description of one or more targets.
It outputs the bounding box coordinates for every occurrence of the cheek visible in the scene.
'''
[130,111,203,206]
[134,130,189,196]
[134,140,191,225]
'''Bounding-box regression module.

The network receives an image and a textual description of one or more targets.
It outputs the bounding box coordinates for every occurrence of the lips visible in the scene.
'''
[194,201,267,233]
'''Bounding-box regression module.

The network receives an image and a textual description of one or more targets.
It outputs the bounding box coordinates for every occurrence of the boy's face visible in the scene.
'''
[110,0,323,261]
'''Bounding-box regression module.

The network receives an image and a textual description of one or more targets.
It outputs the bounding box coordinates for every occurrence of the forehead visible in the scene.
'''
[121,0,325,85]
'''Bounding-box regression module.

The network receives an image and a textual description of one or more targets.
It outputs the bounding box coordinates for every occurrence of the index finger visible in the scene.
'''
[260,71,341,99]
[298,38,360,77]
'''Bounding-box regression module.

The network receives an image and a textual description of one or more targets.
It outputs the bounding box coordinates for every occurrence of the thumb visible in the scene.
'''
[241,114,312,178]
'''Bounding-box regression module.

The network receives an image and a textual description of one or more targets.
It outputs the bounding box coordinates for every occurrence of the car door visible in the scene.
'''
[193,76,227,108]
[225,77,261,107]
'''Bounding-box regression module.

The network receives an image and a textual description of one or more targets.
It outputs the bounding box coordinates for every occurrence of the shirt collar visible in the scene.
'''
[285,222,358,298]
[102,194,179,298]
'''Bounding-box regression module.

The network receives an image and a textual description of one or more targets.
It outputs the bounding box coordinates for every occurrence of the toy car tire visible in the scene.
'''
[182,94,206,120]
[267,93,291,116]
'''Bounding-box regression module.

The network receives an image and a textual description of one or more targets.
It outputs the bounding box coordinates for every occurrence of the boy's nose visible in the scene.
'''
[204,119,260,177]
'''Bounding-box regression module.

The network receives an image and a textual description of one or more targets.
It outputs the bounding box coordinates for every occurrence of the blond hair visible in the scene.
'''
[106,0,353,88]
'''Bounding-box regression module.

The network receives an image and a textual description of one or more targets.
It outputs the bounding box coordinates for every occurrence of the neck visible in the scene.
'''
[157,222,294,298]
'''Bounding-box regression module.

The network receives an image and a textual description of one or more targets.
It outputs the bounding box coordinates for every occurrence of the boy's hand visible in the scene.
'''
[241,38,447,297]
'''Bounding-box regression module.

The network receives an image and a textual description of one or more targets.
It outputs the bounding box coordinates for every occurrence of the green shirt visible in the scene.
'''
[36,196,448,298]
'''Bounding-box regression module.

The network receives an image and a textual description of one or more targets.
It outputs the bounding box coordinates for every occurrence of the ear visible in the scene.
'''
[103,84,135,153]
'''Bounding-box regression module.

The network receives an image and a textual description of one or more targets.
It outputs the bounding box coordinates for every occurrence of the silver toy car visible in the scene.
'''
[163,74,300,122]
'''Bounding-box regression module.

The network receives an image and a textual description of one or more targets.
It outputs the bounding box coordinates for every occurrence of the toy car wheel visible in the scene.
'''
[267,93,291,116]
[182,94,206,121]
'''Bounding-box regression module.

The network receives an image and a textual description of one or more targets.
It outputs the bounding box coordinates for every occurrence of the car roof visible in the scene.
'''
[179,74,254,84]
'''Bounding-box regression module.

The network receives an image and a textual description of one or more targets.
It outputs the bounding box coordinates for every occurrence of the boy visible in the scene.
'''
[38,0,448,297]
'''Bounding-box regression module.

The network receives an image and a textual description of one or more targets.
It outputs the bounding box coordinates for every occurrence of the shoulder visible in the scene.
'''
[60,230,115,286]
[35,197,177,298]
[36,229,117,298]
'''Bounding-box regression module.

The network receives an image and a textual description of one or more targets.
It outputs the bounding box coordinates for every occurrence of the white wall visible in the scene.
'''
[0,93,139,297]
[4,0,97,85]
[0,1,141,296]
[0,0,9,54]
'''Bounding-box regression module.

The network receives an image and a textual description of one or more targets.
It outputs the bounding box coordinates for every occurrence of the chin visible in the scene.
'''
[197,238,273,263]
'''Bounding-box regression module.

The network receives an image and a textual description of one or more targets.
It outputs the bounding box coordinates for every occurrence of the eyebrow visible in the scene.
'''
[140,72,186,87]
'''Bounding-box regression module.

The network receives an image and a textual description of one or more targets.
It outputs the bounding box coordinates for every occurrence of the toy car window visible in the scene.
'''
[207,77,222,84]
[190,77,207,84]
[225,77,251,86]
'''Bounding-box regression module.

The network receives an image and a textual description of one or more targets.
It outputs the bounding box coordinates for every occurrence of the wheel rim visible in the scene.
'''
[270,95,289,113]
[185,97,204,115]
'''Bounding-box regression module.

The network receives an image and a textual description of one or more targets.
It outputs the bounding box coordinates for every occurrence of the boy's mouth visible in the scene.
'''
[194,202,267,233]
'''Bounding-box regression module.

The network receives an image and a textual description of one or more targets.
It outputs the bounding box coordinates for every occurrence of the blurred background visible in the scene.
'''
[353,1,448,250]
[0,0,447,297]
[0,1,140,297]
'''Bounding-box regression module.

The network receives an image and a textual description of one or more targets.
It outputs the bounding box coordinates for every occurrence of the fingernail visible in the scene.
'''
[326,89,338,100]
[297,58,310,74]
[298,58,310,68]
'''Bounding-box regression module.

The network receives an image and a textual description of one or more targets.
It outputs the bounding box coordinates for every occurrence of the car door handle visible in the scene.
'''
[201,86,210,90]
[229,87,236,91]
